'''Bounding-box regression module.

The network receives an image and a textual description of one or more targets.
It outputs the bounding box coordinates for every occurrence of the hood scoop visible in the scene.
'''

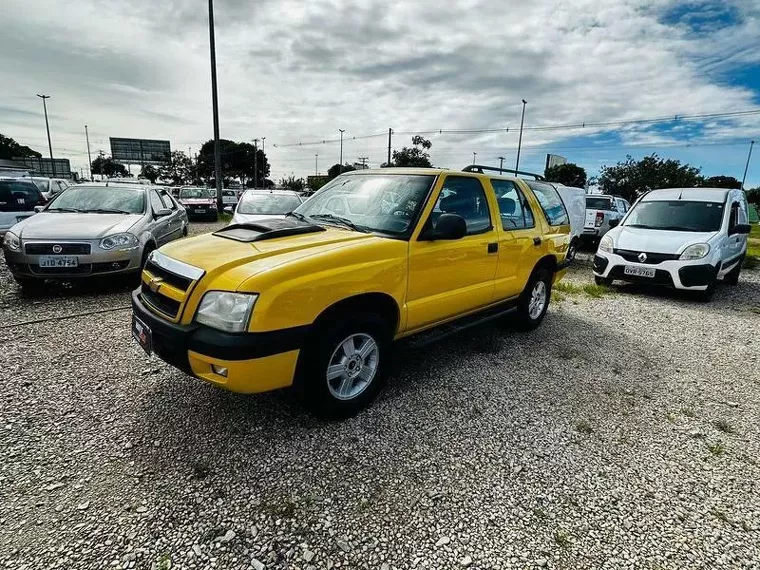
[213,218,326,243]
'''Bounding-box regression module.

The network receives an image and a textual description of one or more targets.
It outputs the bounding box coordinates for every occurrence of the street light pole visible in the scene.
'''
[253,138,259,189]
[498,156,505,174]
[515,99,527,172]
[85,125,93,181]
[315,153,318,176]
[472,152,477,165]
[741,140,755,190]
[36,94,55,177]
[208,0,223,210]
[339,129,345,173]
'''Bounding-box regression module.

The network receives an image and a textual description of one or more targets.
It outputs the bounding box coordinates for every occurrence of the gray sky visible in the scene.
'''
[3,0,760,185]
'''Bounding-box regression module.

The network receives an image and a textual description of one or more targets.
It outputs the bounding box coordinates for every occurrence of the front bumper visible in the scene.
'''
[4,239,142,279]
[131,289,306,393]
[593,251,716,290]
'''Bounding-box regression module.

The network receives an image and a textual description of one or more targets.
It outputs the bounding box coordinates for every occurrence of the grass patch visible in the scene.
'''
[575,420,593,434]
[713,419,735,434]
[554,281,583,294]
[554,530,572,548]
[261,498,298,518]
[666,412,677,424]
[219,212,233,223]
[552,290,566,303]
[554,281,614,298]
[532,507,548,520]
[707,441,726,456]
[711,508,730,524]
[744,255,759,270]
[582,283,612,298]
[156,554,172,570]
[680,406,696,418]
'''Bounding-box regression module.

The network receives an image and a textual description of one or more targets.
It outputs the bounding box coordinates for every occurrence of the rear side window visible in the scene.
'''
[526,181,570,226]
[491,179,535,230]
[0,180,41,211]
[159,191,177,210]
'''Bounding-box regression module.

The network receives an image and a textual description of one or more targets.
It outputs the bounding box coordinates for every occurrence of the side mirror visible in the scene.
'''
[34,205,45,213]
[155,208,172,218]
[728,223,751,236]
[609,218,620,228]
[423,213,467,240]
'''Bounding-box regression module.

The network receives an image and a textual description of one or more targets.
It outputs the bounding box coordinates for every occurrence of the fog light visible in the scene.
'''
[211,364,228,377]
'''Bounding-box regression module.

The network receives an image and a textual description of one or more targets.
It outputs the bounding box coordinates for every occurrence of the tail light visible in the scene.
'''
[595,212,604,227]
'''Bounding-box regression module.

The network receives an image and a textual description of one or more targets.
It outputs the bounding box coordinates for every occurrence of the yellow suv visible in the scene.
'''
[131,167,571,416]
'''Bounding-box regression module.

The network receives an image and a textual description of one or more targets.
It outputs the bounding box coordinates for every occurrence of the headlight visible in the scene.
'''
[3,231,21,251]
[598,235,614,254]
[680,243,710,260]
[195,291,258,333]
[99,233,139,250]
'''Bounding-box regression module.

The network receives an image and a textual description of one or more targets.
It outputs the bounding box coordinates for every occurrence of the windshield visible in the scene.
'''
[0,180,41,212]
[179,188,214,199]
[624,200,725,232]
[586,196,613,210]
[48,186,145,214]
[294,174,435,235]
[238,193,302,215]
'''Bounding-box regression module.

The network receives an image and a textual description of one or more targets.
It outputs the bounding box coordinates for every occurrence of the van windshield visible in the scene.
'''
[624,200,724,232]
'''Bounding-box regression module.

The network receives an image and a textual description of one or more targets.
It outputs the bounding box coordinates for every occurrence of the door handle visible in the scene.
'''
[487,242,498,254]
[533,237,542,246]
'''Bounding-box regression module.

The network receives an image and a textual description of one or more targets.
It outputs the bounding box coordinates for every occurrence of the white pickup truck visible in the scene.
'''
[583,195,630,243]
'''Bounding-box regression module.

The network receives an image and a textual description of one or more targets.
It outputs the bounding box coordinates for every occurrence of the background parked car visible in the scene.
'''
[231,189,305,225]
[178,187,218,221]
[0,177,45,237]
[2,183,188,291]
[30,177,71,201]
[583,194,630,244]
[552,184,586,260]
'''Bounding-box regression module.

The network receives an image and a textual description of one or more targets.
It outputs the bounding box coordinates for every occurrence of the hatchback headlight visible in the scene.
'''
[3,231,21,251]
[195,291,258,333]
[99,233,139,251]
[598,234,614,254]
[680,243,710,260]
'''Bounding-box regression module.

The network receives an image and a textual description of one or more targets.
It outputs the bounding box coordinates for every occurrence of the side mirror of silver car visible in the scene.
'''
[34,205,45,213]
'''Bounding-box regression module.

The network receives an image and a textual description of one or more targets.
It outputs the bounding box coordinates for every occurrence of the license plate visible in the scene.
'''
[132,315,152,355]
[624,265,655,278]
[195,208,206,213]
[39,256,78,268]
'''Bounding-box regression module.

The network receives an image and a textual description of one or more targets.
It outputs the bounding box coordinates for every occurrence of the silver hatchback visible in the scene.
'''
[2,183,188,290]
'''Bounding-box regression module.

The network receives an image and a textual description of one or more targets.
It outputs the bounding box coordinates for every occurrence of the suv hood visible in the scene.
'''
[611,226,717,254]
[15,212,143,239]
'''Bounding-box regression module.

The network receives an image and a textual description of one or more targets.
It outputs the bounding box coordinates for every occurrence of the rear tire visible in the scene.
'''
[514,266,552,331]
[594,276,613,286]
[723,257,743,286]
[294,313,392,418]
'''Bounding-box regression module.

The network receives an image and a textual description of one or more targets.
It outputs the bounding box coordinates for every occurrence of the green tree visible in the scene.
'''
[0,134,41,160]
[280,176,305,192]
[197,140,270,187]
[159,151,193,185]
[597,154,702,203]
[91,155,128,177]
[327,163,356,179]
[140,164,159,183]
[701,175,742,189]
[385,135,433,167]
[746,187,760,209]
[544,163,587,187]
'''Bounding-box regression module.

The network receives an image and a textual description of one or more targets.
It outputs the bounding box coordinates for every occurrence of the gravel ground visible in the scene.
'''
[1,234,759,570]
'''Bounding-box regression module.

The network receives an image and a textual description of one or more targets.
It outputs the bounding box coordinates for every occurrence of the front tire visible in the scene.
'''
[515,266,552,331]
[295,314,391,418]
[723,257,743,286]
[14,276,45,295]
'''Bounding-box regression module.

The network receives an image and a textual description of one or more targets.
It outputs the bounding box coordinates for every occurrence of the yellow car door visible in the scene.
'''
[405,174,499,333]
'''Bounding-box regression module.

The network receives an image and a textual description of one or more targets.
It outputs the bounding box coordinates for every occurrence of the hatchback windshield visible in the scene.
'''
[624,200,725,232]
[238,193,302,215]
[0,180,41,211]
[47,186,145,214]
[180,188,214,199]
[586,196,613,210]
[294,174,435,235]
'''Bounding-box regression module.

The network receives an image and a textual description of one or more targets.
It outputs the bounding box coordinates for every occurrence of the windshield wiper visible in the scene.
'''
[47,207,84,213]
[309,213,368,233]
[286,211,309,222]
[82,208,133,214]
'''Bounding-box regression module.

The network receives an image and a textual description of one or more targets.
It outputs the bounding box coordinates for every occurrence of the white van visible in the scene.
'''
[592,187,751,300]
[553,184,586,260]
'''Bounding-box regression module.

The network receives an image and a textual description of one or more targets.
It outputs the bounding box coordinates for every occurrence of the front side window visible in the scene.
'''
[46,186,145,214]
[159,191,176,210]
[526,181,569,226]
[491,179,535,230]
[150,190,165,213]
[428,176,491,235]
[624,200,725,232]
[238,193,302,215]
[294,174,435,236]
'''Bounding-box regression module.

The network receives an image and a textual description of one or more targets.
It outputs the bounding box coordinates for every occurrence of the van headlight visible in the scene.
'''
[99,233,138,250]
[598,234,614,254]
[680,243,710,260]
[3,231,21,251]
[195,291,258,333]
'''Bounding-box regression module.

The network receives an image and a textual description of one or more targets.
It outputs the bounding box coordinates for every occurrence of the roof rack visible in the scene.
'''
[462,164,545,180]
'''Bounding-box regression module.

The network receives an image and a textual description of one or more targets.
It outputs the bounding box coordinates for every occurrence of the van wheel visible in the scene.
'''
[295,314,391,418]
[515,266,552,331]
[723,257,743,286]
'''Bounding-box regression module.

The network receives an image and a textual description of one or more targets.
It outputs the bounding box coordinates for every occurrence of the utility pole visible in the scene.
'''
[498,156,505,174]
[36,94,55,177]
[85,125,93,181]
[208,0,223,209]
[315,153,318,176]
[515,99,527,172]
[338,129,345,174]
[741,140,755,190]
[253,138,259,189]
[472,152,477,165]
[387,128,392,166]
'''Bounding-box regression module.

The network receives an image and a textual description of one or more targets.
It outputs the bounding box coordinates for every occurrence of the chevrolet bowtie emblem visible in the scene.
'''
[148,276,164,292]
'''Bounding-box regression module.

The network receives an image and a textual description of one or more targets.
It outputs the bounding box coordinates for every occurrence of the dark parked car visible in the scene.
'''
[0,178,45,237]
